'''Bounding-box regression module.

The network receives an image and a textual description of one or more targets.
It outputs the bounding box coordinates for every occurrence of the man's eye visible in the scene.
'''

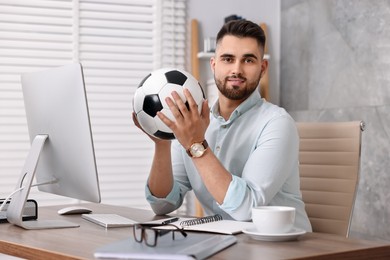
[222,57,233,63]
[244,58,254,63]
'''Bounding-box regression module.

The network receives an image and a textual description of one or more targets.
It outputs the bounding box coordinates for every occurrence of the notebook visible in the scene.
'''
[94,232,237,260]
[147,214,255,235]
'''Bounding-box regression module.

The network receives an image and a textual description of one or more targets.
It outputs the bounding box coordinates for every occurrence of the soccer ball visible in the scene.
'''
[133,68,205,140]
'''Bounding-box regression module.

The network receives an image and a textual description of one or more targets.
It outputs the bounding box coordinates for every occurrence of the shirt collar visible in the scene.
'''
[211,90,263,123]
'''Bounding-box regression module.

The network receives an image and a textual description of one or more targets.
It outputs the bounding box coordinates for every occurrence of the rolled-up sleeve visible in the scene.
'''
[145,181,183,215]
[219,175,248,213]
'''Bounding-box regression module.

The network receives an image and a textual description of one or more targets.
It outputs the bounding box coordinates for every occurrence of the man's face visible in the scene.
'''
[210,35,267,101]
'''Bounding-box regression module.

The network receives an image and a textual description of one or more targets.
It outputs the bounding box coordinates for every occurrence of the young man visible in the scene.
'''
[133,19,312,232]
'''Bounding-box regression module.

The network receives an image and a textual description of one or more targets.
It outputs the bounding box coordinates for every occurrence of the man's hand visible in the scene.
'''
[157,88,210,150]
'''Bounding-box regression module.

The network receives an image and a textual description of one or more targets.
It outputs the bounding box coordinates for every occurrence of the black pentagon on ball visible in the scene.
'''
[165,70,187,86]
[143,94,163,117]
[154,130,175,140]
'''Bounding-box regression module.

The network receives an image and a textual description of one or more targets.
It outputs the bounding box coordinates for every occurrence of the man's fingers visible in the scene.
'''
[183,88,199,113]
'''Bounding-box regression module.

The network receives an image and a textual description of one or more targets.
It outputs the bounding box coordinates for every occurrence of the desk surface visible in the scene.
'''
[1,203,390,260]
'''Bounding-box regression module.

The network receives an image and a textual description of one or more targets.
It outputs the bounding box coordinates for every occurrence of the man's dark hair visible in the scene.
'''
[216,20,266,51]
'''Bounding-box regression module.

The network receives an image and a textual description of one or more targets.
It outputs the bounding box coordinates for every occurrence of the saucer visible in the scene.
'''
[242,227,306,242]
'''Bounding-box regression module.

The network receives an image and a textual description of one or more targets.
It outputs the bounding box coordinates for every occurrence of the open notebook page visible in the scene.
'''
[147,216,255,235]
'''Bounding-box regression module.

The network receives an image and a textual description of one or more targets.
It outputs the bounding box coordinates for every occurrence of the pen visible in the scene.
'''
[162,217,179,225]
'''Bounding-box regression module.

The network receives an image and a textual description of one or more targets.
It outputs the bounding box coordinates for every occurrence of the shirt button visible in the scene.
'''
[216,146,221,152]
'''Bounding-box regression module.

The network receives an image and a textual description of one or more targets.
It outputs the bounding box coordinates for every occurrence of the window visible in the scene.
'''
[0,0,188,211]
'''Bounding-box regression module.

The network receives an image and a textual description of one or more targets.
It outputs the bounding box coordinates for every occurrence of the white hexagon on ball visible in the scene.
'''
[158,83,186,109]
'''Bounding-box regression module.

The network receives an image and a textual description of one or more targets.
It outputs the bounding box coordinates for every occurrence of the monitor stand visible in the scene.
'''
[6,134,80,230]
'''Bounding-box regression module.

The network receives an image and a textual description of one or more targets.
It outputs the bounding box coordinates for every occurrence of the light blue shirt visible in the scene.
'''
[146,90,312,232]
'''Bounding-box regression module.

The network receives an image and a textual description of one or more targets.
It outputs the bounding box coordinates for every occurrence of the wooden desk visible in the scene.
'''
[1,203,390,260]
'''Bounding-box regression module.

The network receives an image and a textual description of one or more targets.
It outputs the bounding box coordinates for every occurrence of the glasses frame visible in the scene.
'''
[133,223,187,247]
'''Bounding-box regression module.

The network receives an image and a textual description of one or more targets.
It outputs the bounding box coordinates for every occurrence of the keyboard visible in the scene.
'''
[81,214,138,228]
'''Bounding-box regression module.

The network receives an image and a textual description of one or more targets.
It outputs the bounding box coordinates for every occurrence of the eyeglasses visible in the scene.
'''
[133,223,187,247]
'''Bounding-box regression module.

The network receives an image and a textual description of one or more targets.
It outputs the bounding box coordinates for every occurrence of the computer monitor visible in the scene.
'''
[6,63,101,229]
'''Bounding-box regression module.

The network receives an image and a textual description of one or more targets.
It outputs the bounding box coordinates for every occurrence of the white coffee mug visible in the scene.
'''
[252,206,296,234]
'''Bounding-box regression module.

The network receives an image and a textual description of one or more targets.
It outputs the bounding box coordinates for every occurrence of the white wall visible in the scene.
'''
[187,0,281,104]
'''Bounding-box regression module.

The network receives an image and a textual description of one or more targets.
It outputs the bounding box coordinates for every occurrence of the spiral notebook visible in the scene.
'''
[150,214,254,235]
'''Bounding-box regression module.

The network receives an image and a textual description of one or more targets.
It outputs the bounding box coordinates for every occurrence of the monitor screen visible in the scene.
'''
[6,63,101,229]
[22,63,101,202]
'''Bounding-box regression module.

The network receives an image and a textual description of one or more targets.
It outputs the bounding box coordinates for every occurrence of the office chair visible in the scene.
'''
[297,121,365,237]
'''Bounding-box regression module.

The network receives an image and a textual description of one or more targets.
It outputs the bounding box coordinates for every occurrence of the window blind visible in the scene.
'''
[0,0,189,212]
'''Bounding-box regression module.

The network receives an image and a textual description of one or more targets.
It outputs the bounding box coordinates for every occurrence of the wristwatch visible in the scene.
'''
[186,140,209,158]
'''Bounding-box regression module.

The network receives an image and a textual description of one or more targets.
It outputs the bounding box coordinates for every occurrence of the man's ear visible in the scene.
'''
[210,56,216,73]
[260,59,269,78]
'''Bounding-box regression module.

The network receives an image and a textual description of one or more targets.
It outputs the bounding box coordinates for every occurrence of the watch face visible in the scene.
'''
[190,143,205,157]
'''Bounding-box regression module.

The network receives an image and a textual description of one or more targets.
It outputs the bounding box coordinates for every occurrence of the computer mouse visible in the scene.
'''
[58,206,92,215]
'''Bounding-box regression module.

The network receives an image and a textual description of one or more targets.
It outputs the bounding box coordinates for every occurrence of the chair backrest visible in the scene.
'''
[296,121,364,237]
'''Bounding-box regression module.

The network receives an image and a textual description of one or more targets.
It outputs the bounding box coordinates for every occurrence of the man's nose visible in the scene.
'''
[231,61,243,75]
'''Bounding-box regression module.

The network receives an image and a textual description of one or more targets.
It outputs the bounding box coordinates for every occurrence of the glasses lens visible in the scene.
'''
[144,229,157,247]
[173,229,187,240]
[133,225,143,242]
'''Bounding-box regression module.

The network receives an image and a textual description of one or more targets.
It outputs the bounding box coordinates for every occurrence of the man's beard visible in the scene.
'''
[214,74,261,101]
